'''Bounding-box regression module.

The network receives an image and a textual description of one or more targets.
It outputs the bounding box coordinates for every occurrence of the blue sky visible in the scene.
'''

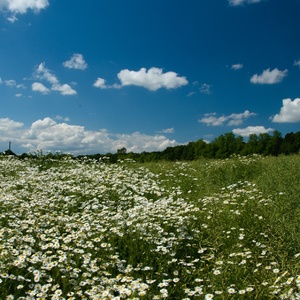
[1,0,300,155]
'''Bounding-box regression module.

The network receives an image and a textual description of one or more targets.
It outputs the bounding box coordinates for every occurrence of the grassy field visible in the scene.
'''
[0,154,300,299]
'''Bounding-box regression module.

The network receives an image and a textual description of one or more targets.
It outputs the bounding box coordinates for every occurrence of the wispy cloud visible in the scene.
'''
[187,81,212,96]
[33,62,77,96]
[229,0,265,6]
[250,68,288,84]
[199,110,256,126]
[4,79,25,89]
[231,63,243,70]
[294,60,300,67]
[200,83,212,94]
[157,128,174,134]
[63,53,87,70]
[271,98,300,123]
[233,126,274,137]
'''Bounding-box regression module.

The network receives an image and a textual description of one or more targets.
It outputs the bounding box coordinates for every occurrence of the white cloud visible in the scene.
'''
[116,67,188,91]
[229,0,264,6]
[250,68,288,84]
[32,82,50,94]
[200,113,227,126]
[36,62,58,84]
[0,0,49,22]
[93,78,108,89]
[51,83,77,96]
[4,79,17,87]
[271,98,300,123]
[233,126,274,137]
[4,79,25,88]
[199,110,256,126]
[231,63,243,70]
[187,91,196,97]
[54,115,70,122]
[200,83,212,94]
[0,117,180,154]
[158,128,174,134]
[63,53,87,70]
[0,117,23,131]
[34,62,77,96]
[294,60,300,67]
[7,14,17,22]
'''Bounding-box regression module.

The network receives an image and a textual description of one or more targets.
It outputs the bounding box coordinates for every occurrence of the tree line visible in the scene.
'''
[84,130,300,162]
[4,130,300,162]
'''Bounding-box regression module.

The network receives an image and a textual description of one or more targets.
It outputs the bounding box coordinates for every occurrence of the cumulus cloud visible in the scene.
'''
[250,68,288,84]
[0,117,179,155]
[229,0,264,6]
[271,98,300,123]
[0,117,23,131]
[116,67,188,91]
[32,82,50,94]
[199,110,256,126]
[233,126,274,137]
[63,53,87,70]
[0,0,49,22]
[93,78,108,89]
[33,62,77,96]
[51,83,77,96]
[231,63,243,70]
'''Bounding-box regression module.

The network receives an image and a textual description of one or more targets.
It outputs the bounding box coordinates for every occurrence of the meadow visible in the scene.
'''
[0,154,300,299]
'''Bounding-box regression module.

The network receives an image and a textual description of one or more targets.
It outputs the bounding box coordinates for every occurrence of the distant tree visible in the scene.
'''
[194,139,208,158]
[241,133,259,155]
[3,149,16,156]
[235,135,245,154]
[117,147,127,154]
[182,142,195,160]
[266,130,282,156]
[257,133,271,155]
[213,132,237,158]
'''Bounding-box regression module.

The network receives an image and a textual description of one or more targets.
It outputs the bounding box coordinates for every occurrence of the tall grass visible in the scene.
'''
[0,154,300,299]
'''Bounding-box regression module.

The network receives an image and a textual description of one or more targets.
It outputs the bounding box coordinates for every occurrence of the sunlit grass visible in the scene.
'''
[0,154,300,299]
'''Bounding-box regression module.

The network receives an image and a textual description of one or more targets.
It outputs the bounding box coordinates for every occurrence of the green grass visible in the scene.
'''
[0,154,300,299]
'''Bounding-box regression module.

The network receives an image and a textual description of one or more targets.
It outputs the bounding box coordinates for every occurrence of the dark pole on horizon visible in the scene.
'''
[9,141,11,151]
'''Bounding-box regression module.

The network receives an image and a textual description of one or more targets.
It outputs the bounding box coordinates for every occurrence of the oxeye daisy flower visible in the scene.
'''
[228,288,236,294]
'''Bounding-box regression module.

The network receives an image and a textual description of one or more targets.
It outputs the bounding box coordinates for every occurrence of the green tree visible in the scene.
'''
[266,130,282,156]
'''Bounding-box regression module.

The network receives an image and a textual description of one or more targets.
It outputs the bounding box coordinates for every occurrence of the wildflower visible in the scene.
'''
[213,269,221,275]
[205,294,214,299]
[228,288,236,294]
[214,291,223,295]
